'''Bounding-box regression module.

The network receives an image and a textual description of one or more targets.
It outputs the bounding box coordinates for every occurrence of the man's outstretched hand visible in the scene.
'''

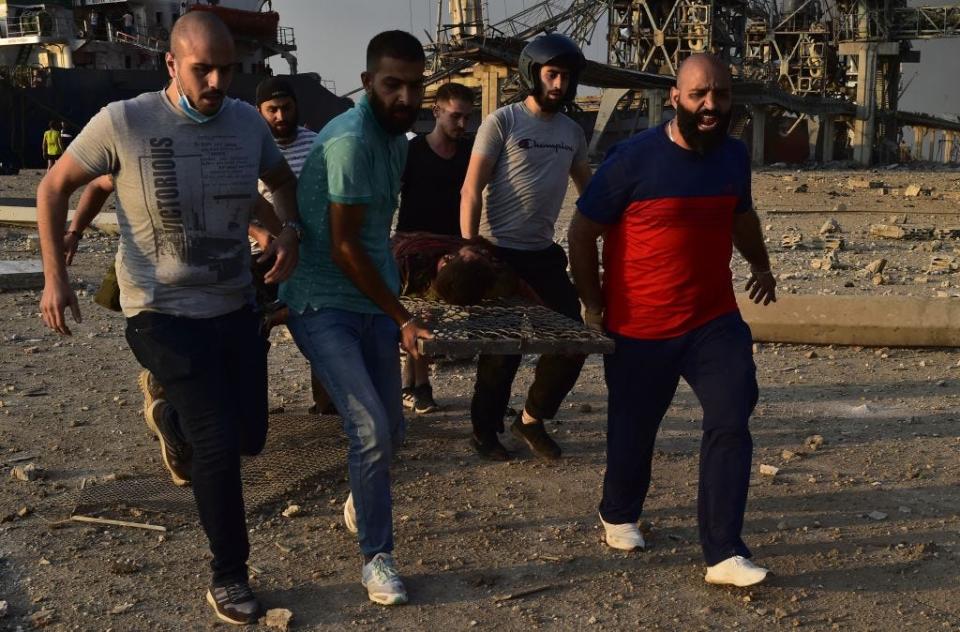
[41,277,82,335]
[400,317,434,360]
[745,268,777,306]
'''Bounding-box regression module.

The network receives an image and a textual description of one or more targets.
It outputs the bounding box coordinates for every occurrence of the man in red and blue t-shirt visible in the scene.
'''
[568,54,776,587]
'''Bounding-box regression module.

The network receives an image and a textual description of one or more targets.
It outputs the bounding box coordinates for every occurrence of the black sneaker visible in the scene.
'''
[413,384,438,414]
[206,581,262,625]
[470,431,511,461]
[401,387,416,411]
[511,415,562,461]
[144,399,192,487]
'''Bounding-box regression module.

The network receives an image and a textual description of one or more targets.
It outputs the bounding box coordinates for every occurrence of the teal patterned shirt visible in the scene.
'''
[280,94,407,314]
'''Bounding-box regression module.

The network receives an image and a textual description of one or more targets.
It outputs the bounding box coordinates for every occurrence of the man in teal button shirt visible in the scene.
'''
[280,30,431,606]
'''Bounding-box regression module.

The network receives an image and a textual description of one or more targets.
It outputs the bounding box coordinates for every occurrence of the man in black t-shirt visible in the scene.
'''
[396,82,474,413]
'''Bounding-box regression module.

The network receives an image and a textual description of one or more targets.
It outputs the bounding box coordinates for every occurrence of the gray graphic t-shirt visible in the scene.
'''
[67,91,283,318]
[473,102,587,251]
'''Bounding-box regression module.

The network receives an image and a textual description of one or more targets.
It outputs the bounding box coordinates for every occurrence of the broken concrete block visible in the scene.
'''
[872,273,885,286]
[10,462,44,482]
[847,178,884,189]
[759,464,780,477]
[781,233,803,249]
[904,184,932,197]
[0,260,43,290]
[819,218,840,235]
[928,255,957,274]
[821,236,845,251]
[864,258,887,274]
[869,224,934,240]
[781,450,801,462]
[804,434,825,450]
[263,608,294,631]
[936,226,960,239]
[782,175,799,182]
[281,504,301,518]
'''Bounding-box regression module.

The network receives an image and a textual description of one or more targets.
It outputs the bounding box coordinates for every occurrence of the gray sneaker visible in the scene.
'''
[361,553,408,605]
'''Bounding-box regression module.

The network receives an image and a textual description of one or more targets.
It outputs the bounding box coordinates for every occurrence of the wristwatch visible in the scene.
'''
[281,220,304,242]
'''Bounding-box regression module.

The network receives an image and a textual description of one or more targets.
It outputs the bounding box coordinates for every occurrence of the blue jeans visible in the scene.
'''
[287,308,405,556]
[600,311,758,565]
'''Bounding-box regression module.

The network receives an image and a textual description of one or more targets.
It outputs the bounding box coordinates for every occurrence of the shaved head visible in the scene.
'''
[165,11,236,116]
[170,11,234,57]
[670,53,733,154]
[676,54,730,89]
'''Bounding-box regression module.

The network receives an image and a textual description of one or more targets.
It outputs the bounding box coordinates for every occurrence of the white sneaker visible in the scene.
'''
[599,513,645,551]
[343,493,358,534]
[705,555,770,587]
[361,553,408,605]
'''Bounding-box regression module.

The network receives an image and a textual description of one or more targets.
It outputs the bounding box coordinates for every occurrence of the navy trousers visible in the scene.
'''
[599,311,758,565]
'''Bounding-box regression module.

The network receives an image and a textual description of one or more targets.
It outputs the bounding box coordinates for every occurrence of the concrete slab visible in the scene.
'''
[0,260,43,290]
[737,293,960,347]
[0,205,119,234]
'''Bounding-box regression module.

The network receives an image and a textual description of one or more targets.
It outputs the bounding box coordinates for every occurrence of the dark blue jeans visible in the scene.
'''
[600,311,758,565]
[287,308,404,557]
[125,306,268,586]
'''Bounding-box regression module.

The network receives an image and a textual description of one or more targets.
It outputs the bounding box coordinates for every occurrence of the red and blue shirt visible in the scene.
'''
[576,123,752,340]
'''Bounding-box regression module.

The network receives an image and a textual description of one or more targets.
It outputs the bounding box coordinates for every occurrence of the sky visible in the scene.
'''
[272,0,960,117]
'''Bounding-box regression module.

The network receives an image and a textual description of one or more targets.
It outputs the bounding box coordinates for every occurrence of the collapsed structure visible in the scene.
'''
[428,0,960,164]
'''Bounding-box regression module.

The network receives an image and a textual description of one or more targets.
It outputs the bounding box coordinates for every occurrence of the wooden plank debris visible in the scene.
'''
[69,515,167,532]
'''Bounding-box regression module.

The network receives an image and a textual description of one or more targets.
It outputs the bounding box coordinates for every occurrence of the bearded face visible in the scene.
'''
[674,100,732,155]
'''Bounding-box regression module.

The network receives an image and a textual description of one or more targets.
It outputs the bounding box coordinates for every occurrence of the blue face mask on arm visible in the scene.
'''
[174,74,224,124]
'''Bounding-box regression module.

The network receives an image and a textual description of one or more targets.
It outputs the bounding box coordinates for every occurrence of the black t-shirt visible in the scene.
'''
[397,134,472,236]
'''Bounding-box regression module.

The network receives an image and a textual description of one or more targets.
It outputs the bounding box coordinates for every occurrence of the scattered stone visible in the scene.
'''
[775,607,788,620]
[847,178,884,190]
[867,510,888,521]
[821,236,844,251]
[281,504,302,518]
[872,273,885,286]
[832,202,848,213]
[793,184,808,193]
[805,350,818,359]
[810,251,839,271]
[0,600,7,619]
[904,184,932,197]
[781,450,801,462]
[936,226,960,239]
[782,175,799,182]
[928,255,958,274]
[776,521,789,530]
[781,233,803,249]
[263,608,294,631]
[759,464,780,477]
[109,602,135,615]
[578,403,593,414]
[10,462,44,482]
[31,608,55,628]
[918,239,942,252]
[17,506,30,518]
[804,434,825,450]
[869,224,934,240]
[819,218,840,235]
[864,258,887,274]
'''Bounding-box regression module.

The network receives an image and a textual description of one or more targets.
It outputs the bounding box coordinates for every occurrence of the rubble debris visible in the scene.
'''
[928,255,958,274]
[759,464,780,477]
[819,218,840,235]
[10,462,44,482]
[804,350,818,359]
[781,450,801,462]
[0,600,7,619]
[821,236,845,251]
[109,602,136,615]
[904,184,933,197]
[869,224,934,240]
[833,202,848,213]
[282,504,302,518]
[263,608,294,631]
[810,251,840,270]
[804,434,825,451]
[918,239,942,252]
[793,184,808,194]
[781,233,803,249]
[936,226,960,239]
[493,584,554,603]
[872,273,885,286]
[864,259,887,275]
[69,515,167,532]
[847,178,884,190]
[31,608,56,628]
[867,510,888,521]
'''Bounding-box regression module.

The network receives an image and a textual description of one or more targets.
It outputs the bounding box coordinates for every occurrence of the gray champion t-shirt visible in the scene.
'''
[473,102,587,251]
[67,91,284,318]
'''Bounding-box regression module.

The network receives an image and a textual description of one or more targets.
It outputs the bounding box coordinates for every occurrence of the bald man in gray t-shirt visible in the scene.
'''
[460,66,592,463]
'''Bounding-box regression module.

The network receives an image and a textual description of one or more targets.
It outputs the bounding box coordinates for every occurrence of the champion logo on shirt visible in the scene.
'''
[517,138,575,153]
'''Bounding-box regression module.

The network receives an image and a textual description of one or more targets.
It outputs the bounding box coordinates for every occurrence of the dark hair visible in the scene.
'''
[433,256,498,306]
[436,82,474,105]
[49,120,59,129]
[366,30,425,73]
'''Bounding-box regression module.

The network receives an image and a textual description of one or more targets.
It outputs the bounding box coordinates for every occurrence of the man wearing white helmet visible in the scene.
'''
[460,34,592,461]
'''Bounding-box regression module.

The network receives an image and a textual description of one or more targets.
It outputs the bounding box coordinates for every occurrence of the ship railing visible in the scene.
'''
[2,13,74,42]
[276,26,296,49]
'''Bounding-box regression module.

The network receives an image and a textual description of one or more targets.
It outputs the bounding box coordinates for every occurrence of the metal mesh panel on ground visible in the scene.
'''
[401,297,615,357]
[73,414,346,519]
